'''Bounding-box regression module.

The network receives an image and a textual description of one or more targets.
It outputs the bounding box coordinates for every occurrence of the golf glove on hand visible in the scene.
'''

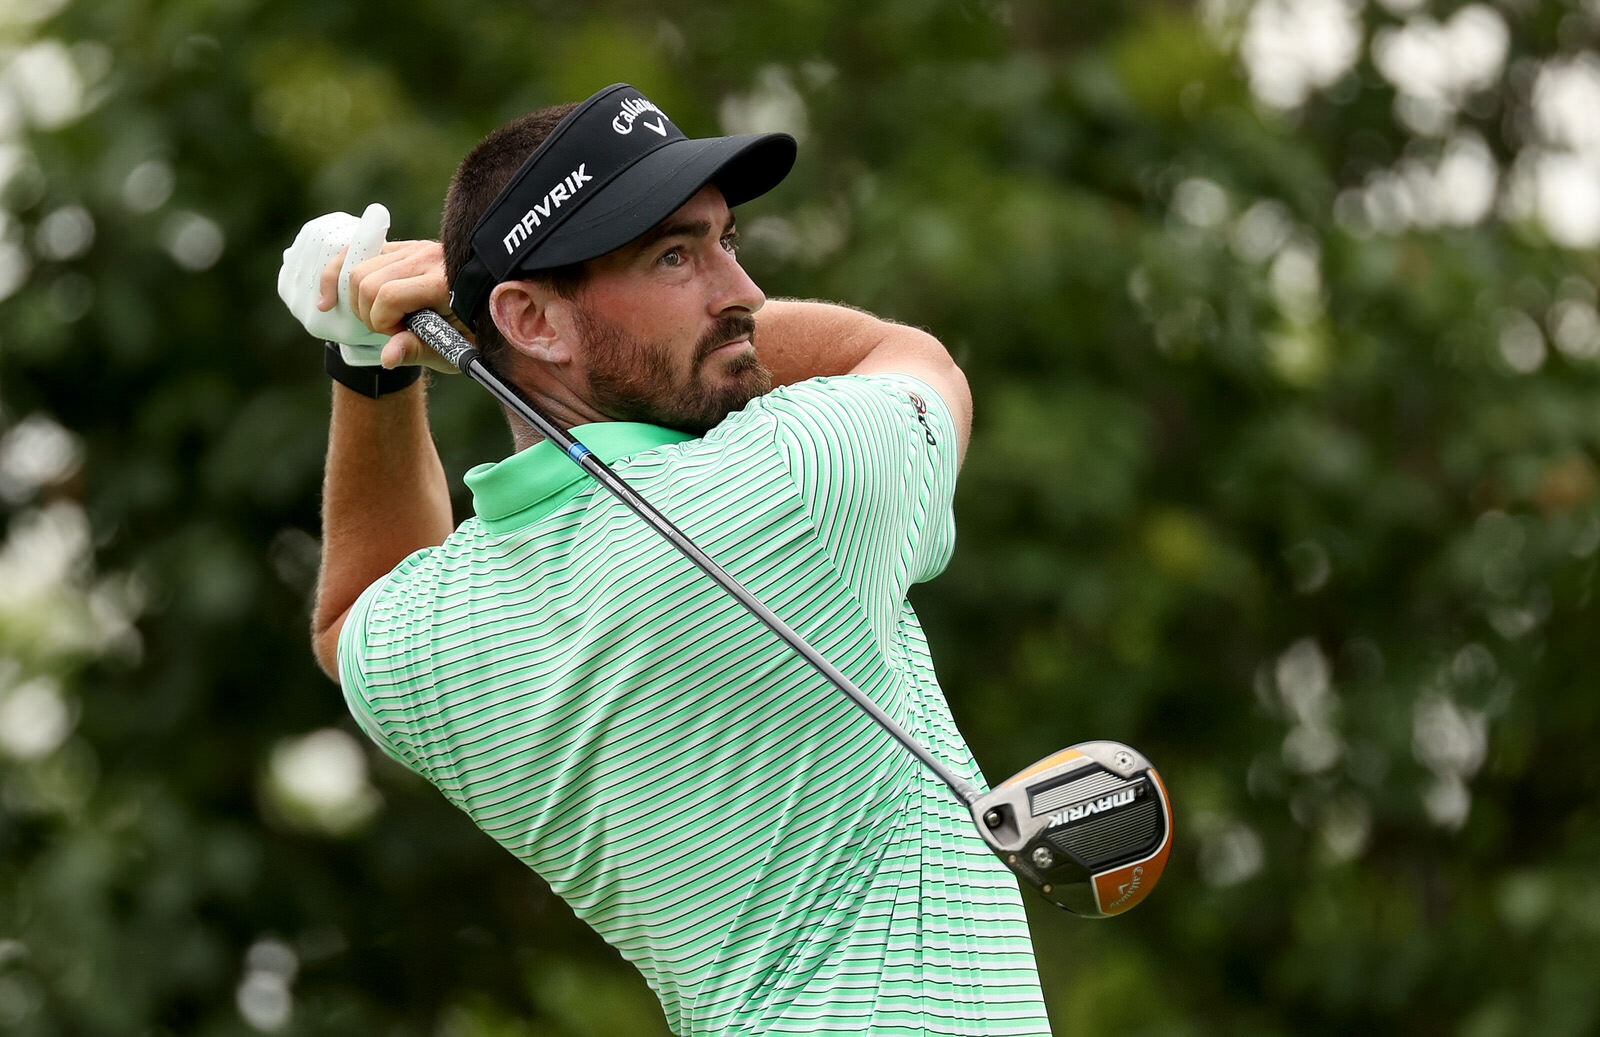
[277,202,393,366]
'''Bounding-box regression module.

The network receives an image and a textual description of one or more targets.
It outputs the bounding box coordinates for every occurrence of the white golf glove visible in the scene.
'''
[277,202,394,366]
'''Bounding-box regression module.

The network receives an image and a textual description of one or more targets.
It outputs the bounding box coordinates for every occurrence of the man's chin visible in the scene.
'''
[724,351,772,395]
[671,359,772,434]
[591,350,772,435]
[721,356,774,409]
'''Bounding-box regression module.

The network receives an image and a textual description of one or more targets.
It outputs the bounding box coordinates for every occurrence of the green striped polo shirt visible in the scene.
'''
[339,373,1050,1036]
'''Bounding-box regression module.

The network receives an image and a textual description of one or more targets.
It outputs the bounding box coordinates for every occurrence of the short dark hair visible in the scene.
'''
[441,103,588,365]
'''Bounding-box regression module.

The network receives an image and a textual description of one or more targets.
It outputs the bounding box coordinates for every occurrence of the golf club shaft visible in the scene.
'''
[404,309,982,806]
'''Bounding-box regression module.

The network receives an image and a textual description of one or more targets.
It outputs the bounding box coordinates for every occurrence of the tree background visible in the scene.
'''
[2,0,1598,1033]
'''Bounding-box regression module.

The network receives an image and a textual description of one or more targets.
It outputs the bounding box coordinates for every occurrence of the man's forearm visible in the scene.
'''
[754,298,949,386]
[311,379,453,679]
[753,297,973,462]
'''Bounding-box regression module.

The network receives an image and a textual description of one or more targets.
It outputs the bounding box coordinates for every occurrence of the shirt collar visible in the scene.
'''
[465,422,695,534]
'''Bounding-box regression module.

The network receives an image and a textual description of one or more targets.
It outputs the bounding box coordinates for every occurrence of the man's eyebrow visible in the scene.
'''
[632,213,738,255]
[633,218,710,255]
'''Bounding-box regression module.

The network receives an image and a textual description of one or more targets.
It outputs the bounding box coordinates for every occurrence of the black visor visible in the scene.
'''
[450,83,796,332]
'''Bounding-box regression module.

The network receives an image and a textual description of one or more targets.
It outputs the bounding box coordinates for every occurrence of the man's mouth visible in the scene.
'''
[695,315,758,364]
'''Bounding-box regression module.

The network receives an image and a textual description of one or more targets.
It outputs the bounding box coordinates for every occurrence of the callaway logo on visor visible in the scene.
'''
[449,83,796,332]
[611,96,669,136]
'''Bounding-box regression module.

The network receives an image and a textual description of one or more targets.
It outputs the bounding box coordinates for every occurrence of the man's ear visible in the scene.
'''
[489,281,579,364]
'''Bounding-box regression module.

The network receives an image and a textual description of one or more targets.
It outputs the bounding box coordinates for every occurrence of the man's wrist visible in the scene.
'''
[323,342,423,398]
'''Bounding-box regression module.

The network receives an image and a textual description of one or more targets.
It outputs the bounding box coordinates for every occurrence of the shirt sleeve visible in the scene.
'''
[337,549,441,777]
[757,373,959,618]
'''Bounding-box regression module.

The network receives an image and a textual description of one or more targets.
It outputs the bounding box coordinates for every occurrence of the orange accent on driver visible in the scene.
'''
[998,748,1086,789]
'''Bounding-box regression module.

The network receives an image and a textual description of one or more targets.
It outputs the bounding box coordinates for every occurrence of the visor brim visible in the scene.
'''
[510,131,796,273]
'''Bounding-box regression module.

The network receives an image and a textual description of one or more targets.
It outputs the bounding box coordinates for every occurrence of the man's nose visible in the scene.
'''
[711,247,764,316]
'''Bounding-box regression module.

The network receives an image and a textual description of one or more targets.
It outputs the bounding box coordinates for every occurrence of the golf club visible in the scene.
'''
[403,308,1172,917]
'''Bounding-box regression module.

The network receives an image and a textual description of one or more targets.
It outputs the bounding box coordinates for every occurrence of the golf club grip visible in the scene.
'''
[402,309,982,806]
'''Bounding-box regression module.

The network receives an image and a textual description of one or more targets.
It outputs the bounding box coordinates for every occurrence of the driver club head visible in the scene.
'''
[972,740,1172,918]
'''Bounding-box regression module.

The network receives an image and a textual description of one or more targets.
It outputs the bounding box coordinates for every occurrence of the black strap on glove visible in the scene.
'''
[323,341,422,398]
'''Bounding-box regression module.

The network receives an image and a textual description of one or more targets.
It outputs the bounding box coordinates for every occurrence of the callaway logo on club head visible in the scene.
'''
[1107,865,1145,910]
[613,96,669,137]
[1045,785,1140,829]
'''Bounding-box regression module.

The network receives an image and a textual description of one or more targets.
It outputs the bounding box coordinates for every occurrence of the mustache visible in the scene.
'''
[694,314,758,361]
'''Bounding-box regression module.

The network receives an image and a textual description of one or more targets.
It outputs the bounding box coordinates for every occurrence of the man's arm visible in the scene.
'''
[300,238,462,681]
[752,299,973,463]
[312,379,453,680]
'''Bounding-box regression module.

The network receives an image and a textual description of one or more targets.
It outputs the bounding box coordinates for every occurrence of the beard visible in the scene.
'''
[579,309,773,434]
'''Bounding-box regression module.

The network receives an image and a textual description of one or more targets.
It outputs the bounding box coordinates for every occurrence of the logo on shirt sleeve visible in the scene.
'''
[906,391,938,447]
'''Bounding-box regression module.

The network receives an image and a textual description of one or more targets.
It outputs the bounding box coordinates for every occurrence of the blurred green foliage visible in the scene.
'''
[2,0,1599,1034]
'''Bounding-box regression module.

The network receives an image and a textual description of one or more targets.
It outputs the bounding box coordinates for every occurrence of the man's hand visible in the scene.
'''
[278,204,394,357]
[319,238,471,375]
[279,204,470,374]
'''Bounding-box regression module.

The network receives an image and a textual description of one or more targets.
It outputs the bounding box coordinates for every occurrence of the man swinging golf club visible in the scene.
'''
[282,83,1060,1035]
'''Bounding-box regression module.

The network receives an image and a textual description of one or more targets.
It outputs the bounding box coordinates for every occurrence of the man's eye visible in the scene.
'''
[659,248,685,267]
[720,234,740,255]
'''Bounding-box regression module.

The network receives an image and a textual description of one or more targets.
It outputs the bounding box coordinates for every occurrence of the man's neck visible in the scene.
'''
[499,361,615,452]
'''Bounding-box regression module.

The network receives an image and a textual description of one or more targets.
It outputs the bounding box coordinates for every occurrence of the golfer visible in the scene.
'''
[282,83,1050,1035]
